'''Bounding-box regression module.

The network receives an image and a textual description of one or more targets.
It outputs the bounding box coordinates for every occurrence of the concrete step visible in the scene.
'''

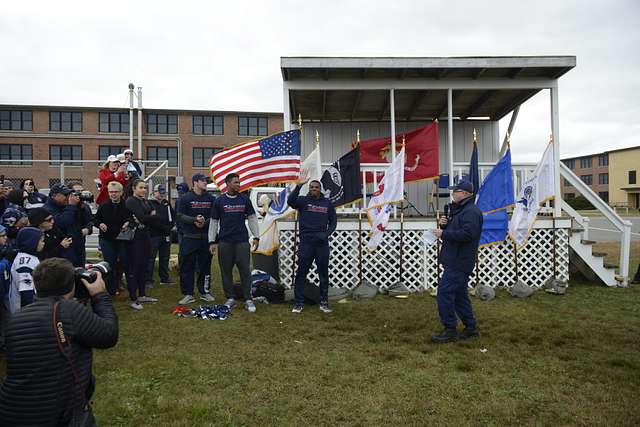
[581,239,596,245]
[591,251,607,258]
[604,262,619,269]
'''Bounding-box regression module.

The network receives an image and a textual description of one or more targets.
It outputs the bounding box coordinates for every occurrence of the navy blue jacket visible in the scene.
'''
[288,184,337,242]
[176,191,214,238]
[439,197,483,274]
[44,198,80,265]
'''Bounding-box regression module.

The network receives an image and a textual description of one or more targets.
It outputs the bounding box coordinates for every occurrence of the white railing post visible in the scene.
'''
[582,217,590,241]
[620,220,632,287]
[59,162,65,184]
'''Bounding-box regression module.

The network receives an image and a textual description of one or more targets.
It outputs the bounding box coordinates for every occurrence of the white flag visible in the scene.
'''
[366,147,405,251]
[509,141,556,249]
[253,147,321,255]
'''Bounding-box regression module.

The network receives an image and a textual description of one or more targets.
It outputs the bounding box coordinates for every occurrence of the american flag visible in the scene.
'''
[210,129,301,192]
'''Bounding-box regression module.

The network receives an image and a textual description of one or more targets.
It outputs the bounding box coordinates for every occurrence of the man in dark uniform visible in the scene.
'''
[432,181,482,343]
[176,173,215,304]
[287,172,337,314]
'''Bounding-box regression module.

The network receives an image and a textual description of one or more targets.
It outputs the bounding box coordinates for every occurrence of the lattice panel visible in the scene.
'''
[278,225,569,292]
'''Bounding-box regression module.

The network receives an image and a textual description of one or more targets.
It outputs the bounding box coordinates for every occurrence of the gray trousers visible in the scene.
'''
[218,241,252,300]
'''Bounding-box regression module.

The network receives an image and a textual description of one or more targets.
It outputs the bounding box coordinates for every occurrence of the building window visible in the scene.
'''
[580,158,592,169]
[0,144,32,165]
[598,192,609,203]
[580,175,593,185]
[598,153,609,167]
[147,113,178,134]
[565,193,575,199]
[0,110,32,131]
[193,115,223,135]
[630,170,637,185]
[193,147,221,168]
[598,173,609,185]
[147,146,178,167]
[563,159,575,169]
[49,145,82,166]
[50,111,82,132]
[563,178,573,188]
[99,145,128,160]
[238,116,267,136]
[99,112,129,133]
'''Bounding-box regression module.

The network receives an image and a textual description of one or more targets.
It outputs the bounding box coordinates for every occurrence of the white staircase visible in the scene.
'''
[568,228,618,286]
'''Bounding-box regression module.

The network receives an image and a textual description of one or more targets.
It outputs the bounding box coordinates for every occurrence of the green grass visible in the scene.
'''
[2,266,640,426]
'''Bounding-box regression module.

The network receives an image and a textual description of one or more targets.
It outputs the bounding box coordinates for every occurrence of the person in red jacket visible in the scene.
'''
[96,155,128,205]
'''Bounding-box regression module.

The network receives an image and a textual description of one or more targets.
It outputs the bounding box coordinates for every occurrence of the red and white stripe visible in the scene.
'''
[209,140,300,192]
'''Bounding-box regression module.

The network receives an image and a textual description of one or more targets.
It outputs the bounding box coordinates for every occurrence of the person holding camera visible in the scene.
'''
[44,184,84,267]
[0,257,119,426]
[20,178,48,210]
[123,149,143,179]
[94,181,131,295]
[145,184,175,288]
[431,181,482,343]
[96,155,128,205]
[177,174,215,305]
[28,207,73,261]
[69,182,94,266]
[125,179,162,310]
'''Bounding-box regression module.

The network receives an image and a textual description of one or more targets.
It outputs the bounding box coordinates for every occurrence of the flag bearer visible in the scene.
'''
[432,181,482,343]
[287,172,337,314]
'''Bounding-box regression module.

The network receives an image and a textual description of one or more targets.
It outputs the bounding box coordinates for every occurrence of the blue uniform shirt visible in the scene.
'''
[287,184,337,241]
[212,193,255,244]
[177,191,215,237]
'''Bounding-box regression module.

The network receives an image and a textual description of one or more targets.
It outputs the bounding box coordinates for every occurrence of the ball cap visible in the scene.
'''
[192,173,208,183]
[448,180,474,193]
[154,184,166,194]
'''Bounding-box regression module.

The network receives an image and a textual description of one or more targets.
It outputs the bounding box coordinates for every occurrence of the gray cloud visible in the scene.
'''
[1,0,638,162]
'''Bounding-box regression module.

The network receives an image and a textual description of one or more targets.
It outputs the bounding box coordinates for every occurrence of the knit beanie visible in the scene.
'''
[28,207,50,228]
[16,227,43,255]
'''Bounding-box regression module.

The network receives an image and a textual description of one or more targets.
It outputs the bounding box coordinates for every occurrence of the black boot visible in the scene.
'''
[458,327,479,340]
[431,328,457,343]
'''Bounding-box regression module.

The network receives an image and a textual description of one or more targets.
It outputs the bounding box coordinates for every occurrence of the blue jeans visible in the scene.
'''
[436,268,476,330]
[99,237,128,295]
[293,238,329,304]
[146,235,171,285]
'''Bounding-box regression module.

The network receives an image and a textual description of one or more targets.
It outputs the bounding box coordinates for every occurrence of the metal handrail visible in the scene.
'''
[560,162,632,285]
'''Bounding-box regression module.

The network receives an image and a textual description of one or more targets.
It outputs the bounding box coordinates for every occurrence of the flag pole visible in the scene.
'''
[356,129,363,287]
[398,135,406,287]
[550,134,557,281]
[290,114,303,289]
[513,240,519,285]
[436,209,441,289]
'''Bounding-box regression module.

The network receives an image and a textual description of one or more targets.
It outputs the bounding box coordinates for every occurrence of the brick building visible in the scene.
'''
[561,151,609,202]
[0,105,283,194]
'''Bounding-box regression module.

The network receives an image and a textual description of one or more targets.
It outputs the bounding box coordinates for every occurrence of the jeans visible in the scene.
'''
[293,238,329,304]
[436,268,476,330]
[99,237,128,295]
[146,235,171,285]
[178,238,212,296]
[218,241,251,300]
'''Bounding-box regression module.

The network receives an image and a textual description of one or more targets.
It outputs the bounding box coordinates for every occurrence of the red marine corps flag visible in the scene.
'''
[358,122,439,183]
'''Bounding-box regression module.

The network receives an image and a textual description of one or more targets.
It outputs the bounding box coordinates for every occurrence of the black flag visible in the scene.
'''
[321,146,362,207]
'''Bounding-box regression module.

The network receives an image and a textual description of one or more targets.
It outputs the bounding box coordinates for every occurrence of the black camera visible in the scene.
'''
[74,261,111,300]
[75,190,95,204]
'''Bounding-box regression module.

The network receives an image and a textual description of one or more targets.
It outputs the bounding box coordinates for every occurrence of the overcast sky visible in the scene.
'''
[1,0,638,162]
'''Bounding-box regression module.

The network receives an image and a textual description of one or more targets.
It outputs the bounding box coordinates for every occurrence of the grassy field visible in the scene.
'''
[2,260,640,426]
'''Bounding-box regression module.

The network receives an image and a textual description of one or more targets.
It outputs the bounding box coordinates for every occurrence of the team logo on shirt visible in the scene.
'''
[223,204,246,213]
[191,201,212,209]
[305,204,328,214]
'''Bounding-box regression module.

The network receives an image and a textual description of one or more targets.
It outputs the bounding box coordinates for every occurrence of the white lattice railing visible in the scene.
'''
[278,218,570,292]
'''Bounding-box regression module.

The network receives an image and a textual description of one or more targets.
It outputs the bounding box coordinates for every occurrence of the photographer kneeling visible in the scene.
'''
[0,258,119,426]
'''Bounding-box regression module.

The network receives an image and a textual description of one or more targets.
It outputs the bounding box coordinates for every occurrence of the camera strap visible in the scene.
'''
[52,301,90,416]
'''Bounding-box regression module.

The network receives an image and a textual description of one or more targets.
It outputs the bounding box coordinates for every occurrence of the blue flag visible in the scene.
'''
[469,140,479,195]
[476,149,515,246]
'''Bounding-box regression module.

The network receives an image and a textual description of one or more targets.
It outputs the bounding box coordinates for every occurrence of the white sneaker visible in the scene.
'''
[319,302,333,313]
[178,295,196,305]
[139,296,158,303]
[291,303,303,314]
[200,293,215,302]
[130,302,143,310]
[224,298,236,309]
[245,299,256,313]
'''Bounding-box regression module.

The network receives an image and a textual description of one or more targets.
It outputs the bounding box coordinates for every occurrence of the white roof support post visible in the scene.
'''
[447,88,454,189]
[550,84,561,217]
[499,105,519,156]
[283,84,291,131]
[390,88,397,217]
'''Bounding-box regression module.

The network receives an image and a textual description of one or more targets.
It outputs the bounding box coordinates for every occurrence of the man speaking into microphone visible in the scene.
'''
[432,180,482,343]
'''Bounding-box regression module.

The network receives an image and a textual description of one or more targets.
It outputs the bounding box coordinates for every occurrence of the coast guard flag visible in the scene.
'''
[210,129,301,192]
[366,147,405,252]
[509,141,556,249]
[476,148,515,246]
[253,147,322,255]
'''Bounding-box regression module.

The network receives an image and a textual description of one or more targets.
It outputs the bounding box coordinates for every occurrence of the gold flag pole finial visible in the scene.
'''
[549,133,554,144]
[297,114,302,129]
[506,131,511,150]
[357,129,360,143]
[401,134,406,148]
[315,130,320,147]
[473,128,478,144]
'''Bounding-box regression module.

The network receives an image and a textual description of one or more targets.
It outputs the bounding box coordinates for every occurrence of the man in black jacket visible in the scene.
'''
[0,257,118,426]
[432,181,482,343]
[28,207,73,260]
[146,184,175,287]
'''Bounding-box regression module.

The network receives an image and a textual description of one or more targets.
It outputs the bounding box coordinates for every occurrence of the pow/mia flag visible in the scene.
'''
[321,146,362,207]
